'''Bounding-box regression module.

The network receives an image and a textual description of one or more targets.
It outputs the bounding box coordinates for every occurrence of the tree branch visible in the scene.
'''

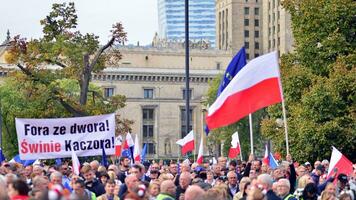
[57,98,87,117]
[88,36,115,71]
[44,58,67,68]
[16,64,41,82]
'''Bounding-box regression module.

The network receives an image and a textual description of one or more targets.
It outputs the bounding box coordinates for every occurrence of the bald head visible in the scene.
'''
[179,172,191,189]
[161,180,176,196]
[184,185,205,200]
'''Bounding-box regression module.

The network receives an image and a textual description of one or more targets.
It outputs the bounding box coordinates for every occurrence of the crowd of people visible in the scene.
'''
[0,154,355,200]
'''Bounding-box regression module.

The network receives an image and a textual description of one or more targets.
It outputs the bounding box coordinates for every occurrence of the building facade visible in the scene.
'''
[216,0,263,59]
[158,0,216,47]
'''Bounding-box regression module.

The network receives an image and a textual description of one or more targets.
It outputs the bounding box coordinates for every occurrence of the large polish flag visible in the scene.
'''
[115,135,123,156]
[133,134,141,162]
[123,132,135,149]
[206,51,282,129]
[327,147,353,178]
[176,130,195,155]
[228,132,241,159]
[197,136,204,164]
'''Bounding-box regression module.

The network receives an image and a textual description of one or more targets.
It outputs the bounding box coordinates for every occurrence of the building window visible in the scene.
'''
[181,108,193,138]
[244,30,249,37]
[268,40,271,49]
[244,19,249,26]
[254,19,259,27]
[255,42,260,49]
[255,30,259,38]
[254,8,259,15]
[245,42,249,49]
[143,108,154,139]
[104,88,114,98]
[144,143,156,154]
[216,62,221,70]
[244,7,249,15]
[246,53,250,60]
[183,89,192,100]
[144,89,153,99]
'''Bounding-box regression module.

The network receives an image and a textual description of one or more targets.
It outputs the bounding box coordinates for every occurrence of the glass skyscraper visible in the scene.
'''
[158,0,216,47]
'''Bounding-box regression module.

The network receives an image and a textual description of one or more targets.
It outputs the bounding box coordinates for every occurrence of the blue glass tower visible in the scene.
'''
[158,0,216,47]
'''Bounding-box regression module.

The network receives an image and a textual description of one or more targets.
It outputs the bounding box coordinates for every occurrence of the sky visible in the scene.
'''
[0,0,158,46]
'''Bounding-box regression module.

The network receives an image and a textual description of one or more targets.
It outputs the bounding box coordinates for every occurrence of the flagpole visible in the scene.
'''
[238,132,243,161]
[249,114,253,154]
[281,100,289,155]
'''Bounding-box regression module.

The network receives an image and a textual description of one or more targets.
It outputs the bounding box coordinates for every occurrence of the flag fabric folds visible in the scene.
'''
[122,132,135,158]
[206,51,282,130]
[101,147,108,167]
[115,135,123,156]
[133,134,141,162]
[217,47,247,97]
[228,132,241,159]
[263,144,279,169]
[55,158,62,166]
[0,148,5,163]
[327,146,353,178]
[197,136,204,164]
[71,150,80,175]
[10,155,36,166]
[176,130,195,155]
[141,143,147,162]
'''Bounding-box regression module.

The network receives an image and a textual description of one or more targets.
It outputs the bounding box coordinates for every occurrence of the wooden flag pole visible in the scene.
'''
[249,114,254,154]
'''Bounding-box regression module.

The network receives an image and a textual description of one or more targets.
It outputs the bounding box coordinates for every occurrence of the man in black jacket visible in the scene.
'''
[81,164,105,197]
[257,174,281,200]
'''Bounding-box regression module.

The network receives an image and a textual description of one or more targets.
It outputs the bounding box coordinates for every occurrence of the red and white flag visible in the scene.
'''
[71,150,80,175]
[123,132,135,150]
[115,135,123,156]
[197,136,204,164]
[206,51,282,129]
[263,144,269,165]
[176,130,195,155]
[133,134,141,162]
[228,132,241,159]
[327,146,353,178]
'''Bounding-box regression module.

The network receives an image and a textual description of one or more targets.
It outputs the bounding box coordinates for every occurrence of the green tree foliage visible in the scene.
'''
[0,2,132,158]
[205,74,266,159]
[261,0,356,162]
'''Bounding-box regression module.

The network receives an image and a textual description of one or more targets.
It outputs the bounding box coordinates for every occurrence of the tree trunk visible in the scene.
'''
[80,54,90,105]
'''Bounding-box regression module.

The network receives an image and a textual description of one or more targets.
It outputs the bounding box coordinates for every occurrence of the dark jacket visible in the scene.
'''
[266,190,282,200]
[85,178,105,197]
[175,185,187,200]
[118,184,128,200]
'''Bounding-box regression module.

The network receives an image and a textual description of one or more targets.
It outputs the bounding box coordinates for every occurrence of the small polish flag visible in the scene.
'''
[206,51,282,129]
[176,130,195,155]
[123,132,135,149]
[228,132,241,159]
[197,136,204,164]
[263,144,269,165]
[115,135,123,156]
[327,147,353,178]
[71,150,80,176]
[133,134,141,162]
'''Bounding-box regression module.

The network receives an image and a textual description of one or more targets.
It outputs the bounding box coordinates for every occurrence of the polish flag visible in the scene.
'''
[327,147,353,178]
[197,136,204,164]
[115,135,123,156]
[206,51,282,129]
[228,132,241,159]
[123,132,135,149]
[176,130,195,155]
[263,144,269,165]
[133,134,141,162]
[71,150,80,175]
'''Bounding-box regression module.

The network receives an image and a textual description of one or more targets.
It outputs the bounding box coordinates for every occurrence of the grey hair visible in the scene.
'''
[258,174,273,188]
[50,171,62,181]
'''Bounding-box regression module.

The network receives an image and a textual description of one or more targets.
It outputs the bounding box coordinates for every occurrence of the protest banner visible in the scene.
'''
[16,113,115,160]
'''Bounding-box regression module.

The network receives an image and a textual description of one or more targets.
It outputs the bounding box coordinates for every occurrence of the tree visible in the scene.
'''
[0,2,132,158]
[261,0,356,162]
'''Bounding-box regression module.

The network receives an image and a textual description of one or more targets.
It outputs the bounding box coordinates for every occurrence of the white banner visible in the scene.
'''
[16,113,115,160]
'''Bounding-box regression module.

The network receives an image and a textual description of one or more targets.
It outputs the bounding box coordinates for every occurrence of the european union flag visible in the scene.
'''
[0,148,5,163]
[12,155,36,166]
[101,147,109,167]
[216,47,247,97]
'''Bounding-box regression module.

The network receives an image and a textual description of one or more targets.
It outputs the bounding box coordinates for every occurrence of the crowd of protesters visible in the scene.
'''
[0,154,355,200]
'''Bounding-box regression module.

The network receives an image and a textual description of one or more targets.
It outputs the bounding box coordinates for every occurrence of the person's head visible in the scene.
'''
[99,172,110,185]
[247,187,266,200]
[90,160,100,171]
[339,193,352,200]
[276,178,290,197]
[218,157,227,167]
[304,162,312,172]
[324,182,336,196]
[59,164,69,176]
[108,164,119,175]
[249,169,257,179]
[33,165,44,176]
[50,171,63,185]
[73,179,86,196]
[239,177,251,192]
[298,174,314,189]
[257,174,273,190]
[314,161,321,170]
[32,175,49,191]
[120,156,131,168]
[315,165,325,176]
[320,191,336,200]
[8,179,29,197]
[158,172,174,182]
[24,165,33,177]
[227,171,238,186]
[148,181,160,197]
[252,160,262,172]
[184,185,205,200]
[261,163,269,173]
[206,170,215,181]
[302,183,317,200]
[181,163,191,172]
[297,165,307,177]
[337,173,348,189]
[149,170,160,180]
[81,165,95,182]
[229,160,237,171]
[321,160,329,170]
[130,164,144,180]
[104,179,116,195]
[169,162,178,175]
[179,172,191,189]
[125,174,139,192]
[160,180,176,196]
[212,164,221,175]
